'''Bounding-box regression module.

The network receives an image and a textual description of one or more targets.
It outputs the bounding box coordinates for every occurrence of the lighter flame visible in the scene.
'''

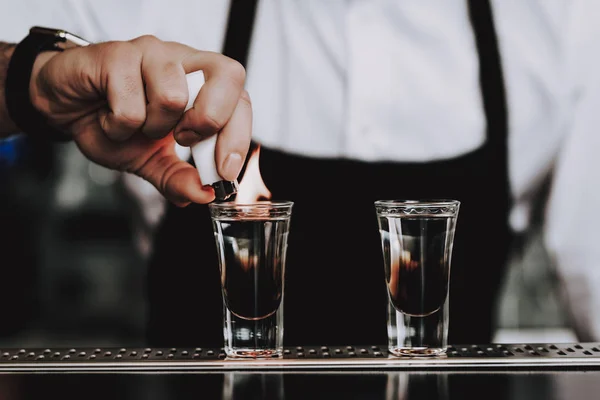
[235,146,272,203]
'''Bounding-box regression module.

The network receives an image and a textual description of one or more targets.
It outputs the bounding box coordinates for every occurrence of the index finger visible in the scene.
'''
[170,44,246,140]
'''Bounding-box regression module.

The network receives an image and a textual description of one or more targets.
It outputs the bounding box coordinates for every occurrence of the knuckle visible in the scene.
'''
[134,34,161,46]
[197,110,226,133]
[223,58,246,86]
[113,109,146,130]
[161,61,184,79]
[106,41,134,57]
[154,62,188,113]
[103,41,139,61]
[239,89,252,107]
[156,89,188,114]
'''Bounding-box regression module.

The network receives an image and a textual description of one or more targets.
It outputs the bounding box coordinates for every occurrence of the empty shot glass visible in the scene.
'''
[375,199,460,357]
[209,200,294,358]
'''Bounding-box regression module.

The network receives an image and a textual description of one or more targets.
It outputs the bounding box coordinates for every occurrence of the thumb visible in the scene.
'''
[136,154,216,206]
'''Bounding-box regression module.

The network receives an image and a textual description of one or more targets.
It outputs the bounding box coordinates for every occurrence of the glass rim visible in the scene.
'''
[374,199,460,207]
[208,200,294,210]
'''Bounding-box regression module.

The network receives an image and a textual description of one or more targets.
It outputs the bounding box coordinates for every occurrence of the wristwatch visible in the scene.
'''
[5,26,90,142]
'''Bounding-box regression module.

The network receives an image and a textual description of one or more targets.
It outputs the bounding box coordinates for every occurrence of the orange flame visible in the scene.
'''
[235,145,272,203]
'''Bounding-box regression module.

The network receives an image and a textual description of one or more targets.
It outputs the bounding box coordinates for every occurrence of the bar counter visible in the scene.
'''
[1,342,599,399]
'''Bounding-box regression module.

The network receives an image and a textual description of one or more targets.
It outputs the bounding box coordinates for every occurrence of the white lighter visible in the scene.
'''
[184,71,239,201]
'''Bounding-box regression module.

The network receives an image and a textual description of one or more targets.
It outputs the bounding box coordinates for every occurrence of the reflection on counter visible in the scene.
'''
[222,373,285,400]
[0,371,598,399]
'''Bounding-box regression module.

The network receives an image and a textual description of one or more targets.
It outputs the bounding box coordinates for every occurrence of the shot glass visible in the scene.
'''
[208,200,294,358]
[375,199,460,357]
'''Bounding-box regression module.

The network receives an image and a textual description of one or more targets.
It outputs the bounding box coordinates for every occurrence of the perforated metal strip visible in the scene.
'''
[1,343,600,372]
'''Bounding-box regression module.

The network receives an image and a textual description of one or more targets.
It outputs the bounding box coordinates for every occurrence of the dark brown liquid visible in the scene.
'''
[213,219,289,320]
[379,216,454,317]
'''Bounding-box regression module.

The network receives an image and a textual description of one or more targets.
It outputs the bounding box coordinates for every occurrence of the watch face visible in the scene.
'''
[58,31,91,49]
[30,26,90,49]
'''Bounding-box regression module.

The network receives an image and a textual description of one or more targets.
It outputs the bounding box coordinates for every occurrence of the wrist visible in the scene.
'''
[5,27,87,142]
[29,50,60,128]
[0,43,17,135]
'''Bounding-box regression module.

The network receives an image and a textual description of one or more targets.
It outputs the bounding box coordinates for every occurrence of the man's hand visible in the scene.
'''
[29,35,252,206]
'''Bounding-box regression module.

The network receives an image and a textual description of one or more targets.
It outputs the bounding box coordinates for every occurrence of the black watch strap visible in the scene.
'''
[5,29,71,142]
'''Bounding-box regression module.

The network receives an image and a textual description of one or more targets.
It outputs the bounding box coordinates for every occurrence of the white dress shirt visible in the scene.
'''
[2,0,600,339]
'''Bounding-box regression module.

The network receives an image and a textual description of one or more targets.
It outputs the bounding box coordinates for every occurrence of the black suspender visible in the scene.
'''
[466,0,511,221]
[466,0,509,170]
[213,0,260,186]
[187,0,259,174]
[221,0,259,67]
[467,0,523,258]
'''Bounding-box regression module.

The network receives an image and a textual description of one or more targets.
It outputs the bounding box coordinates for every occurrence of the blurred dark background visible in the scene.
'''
[0,137,147,347]
[0,135,575,348]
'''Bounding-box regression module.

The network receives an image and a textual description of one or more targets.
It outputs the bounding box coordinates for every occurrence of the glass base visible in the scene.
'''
[225,348,283,359]
[389,347,447,357]
[223,303,284,360]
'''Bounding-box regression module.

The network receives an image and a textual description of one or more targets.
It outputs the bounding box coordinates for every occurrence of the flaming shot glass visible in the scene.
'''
[209,201,294,358]
[375,200,460,357]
